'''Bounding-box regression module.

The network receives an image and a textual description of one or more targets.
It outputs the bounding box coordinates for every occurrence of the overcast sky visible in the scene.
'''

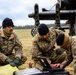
[0,0,58,26]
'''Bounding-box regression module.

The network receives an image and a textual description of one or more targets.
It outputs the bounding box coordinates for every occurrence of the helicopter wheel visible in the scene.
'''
[31,28,37,37]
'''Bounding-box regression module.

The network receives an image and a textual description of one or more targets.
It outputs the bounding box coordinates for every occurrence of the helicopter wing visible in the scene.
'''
[28,10,76,20]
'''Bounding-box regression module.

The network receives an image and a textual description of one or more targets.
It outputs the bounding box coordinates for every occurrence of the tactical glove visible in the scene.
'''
[56,48,65,55]
[5,58,15,67]
[14,57,21,67]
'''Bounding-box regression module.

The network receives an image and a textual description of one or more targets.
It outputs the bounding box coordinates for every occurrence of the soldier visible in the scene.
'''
[56,33,76,74]
[0,17,27,68]
[31,23,66,70]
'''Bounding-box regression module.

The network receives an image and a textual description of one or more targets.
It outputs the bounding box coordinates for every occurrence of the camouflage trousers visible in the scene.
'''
[0,53,27,66]
[33,51,66,70]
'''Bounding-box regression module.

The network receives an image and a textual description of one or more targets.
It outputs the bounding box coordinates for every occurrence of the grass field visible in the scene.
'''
[14,29,74,75]
[14,29,33,68]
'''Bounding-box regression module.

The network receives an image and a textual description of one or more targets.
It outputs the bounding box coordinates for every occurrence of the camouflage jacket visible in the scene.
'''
[62,36,76,67]
[32,28,64,61]
[0,29,23,62]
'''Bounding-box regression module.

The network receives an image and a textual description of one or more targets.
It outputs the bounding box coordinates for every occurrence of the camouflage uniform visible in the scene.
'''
[61,36,76,75]
[0,29,26,65]
[32,28,66,70]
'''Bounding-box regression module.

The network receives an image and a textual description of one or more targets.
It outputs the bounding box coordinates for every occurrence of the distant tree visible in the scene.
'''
[14,23,66,29]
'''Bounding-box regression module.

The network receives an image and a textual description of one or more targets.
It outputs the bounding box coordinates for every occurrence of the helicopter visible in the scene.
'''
[28,0,76,37]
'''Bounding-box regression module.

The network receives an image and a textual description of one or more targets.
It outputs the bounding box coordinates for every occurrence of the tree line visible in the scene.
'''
[14,23,66,29]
